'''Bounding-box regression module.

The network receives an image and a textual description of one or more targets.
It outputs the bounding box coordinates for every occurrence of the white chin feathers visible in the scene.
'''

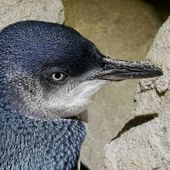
[48,80,107,118]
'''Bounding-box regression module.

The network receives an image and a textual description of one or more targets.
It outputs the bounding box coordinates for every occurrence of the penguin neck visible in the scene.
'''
[0,108,87,169]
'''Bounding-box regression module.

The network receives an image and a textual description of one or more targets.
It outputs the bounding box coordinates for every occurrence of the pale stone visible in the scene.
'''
[0,0,64,29]
[104,17,170,170]
[133,16,170,116]
[105,114,170,170]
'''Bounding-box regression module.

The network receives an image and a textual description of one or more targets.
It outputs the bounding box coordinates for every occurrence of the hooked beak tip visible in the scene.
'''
[154,67,163,76]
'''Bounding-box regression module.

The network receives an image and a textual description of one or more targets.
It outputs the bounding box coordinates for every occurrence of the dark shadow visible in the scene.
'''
[111,113,158,141]
[80,162,90,170]
[142,0,170,22]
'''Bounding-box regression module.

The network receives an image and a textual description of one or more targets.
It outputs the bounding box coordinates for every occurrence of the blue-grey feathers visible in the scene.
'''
[0,109,86,170]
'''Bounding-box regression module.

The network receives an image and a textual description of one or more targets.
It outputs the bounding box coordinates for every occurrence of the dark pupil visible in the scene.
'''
[54,73,62,79]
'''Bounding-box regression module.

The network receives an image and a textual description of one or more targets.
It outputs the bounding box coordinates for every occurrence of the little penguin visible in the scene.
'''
[0,21,163,170]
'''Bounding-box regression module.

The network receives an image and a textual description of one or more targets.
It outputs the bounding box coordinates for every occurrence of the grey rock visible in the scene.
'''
[105,114,170,170]
[104,17,170,170]
[0,0,64,29]
[133,16,170,116]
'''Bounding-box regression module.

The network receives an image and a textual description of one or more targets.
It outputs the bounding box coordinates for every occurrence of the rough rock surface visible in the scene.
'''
[64,0,162,169]
[0,0,64,29]
[104,17,170,170]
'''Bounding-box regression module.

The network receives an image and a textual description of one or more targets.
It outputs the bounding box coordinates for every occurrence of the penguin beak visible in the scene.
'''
[97,57,163,81]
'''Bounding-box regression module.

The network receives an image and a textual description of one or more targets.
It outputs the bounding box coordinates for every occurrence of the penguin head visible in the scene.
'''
[0,21,162,119]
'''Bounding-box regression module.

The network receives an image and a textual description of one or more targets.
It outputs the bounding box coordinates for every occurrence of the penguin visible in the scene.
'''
[0,21,163,170]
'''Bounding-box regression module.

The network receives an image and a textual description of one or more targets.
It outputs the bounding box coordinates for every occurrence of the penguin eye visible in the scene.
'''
[51,72,68,82]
